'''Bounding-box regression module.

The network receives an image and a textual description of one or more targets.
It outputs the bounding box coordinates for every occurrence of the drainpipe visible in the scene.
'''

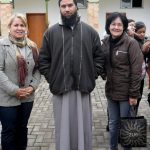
[45,0,50,28]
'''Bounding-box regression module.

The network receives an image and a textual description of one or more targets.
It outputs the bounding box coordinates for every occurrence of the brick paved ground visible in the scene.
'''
[0,76,150,150]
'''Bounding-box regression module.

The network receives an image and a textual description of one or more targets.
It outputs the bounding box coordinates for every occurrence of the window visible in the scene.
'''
[0,0,12,3]
[12,0,14,8]
[0,0,14,7]
[77,0,87,8]
[121,0,143,8]
[132,0,142,7]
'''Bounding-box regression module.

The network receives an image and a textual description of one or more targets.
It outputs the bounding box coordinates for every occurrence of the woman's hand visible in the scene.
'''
[127,28,135,37]
[16,88,28,100]
[129,98,137,106]
[16,86,33,100]
[143,40,150,53]
[25,86,34,95]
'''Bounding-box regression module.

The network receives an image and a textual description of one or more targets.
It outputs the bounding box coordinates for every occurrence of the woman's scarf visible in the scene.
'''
[16,48,27,87]
[9,35,39,86]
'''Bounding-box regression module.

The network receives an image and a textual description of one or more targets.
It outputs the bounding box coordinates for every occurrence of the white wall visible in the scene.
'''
[14,0,45,13]
[99,0,150,38]
[14,0,150,38]
[13,0,87,26]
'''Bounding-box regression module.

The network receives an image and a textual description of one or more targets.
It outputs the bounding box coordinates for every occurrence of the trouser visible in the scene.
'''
[135,79,144,114]
[107,99,131,150]
[106,108,109,131]
[0,102,33,150]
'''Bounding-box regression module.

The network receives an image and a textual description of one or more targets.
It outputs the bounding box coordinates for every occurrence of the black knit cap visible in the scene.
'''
[135,21,146,32]
[58,0,77,6]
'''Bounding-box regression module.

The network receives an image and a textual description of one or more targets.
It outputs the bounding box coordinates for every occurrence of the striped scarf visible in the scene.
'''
[9,35,39,87]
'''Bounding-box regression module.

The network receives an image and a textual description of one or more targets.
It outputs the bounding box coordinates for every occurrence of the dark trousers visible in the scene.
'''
[0,102,33,150]
[135,79,144,114]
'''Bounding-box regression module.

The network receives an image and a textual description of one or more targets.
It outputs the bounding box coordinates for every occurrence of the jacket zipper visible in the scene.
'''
[62,27,67,91]
[70,29,74,74]
[78,23,83,89]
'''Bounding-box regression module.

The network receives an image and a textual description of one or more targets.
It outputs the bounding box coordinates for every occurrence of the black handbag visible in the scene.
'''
[120,107,147,147]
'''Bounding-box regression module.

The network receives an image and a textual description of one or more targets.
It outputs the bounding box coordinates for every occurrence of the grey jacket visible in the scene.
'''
[0,38,41,106]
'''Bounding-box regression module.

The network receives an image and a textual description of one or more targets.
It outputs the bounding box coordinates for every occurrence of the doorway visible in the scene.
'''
[26,13,47,49]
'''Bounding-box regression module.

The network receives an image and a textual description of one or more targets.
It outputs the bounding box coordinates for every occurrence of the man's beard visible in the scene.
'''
[61,12,78,27]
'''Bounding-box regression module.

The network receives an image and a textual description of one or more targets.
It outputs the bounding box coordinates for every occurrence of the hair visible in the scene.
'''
[105,12,128,35]
[8,13,36,47]
[128,19,135,24]
[135,21,146,32]
[8,13,28,29]
[58,0,77,6]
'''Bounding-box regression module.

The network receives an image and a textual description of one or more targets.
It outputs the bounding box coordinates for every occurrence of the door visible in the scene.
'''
[26,13,47,49]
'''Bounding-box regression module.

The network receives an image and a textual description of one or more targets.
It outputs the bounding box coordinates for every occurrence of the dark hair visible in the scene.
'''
[135,21,146,32]
[105,12,128,35]
[58,0,77,6]
[128,19,135,24]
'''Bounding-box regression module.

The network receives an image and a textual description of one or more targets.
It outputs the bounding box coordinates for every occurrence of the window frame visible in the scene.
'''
[120,0,143,9]
[77,0,87,9]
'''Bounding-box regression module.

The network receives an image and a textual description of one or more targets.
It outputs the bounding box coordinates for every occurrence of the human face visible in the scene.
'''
[109,17,124,39]
[135,27,146,40]
[128,21,135,32]
[9,17,27,39]
[60,0,77,19]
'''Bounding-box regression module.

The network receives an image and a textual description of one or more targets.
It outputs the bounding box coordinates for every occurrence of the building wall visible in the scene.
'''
[87,2,99,31]
[99,0,150,37]
[0,3,12,36]
[13,0,88,26]
[4,0,150,38]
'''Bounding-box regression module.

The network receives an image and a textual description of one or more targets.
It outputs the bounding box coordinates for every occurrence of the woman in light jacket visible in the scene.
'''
[0,13,41,150]
[101,12,143,150]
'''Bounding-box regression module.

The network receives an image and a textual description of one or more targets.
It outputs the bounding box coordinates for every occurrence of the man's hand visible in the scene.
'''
[129,98,137,106]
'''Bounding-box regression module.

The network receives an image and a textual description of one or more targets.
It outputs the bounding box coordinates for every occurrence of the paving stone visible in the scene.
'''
[0,76,150,150]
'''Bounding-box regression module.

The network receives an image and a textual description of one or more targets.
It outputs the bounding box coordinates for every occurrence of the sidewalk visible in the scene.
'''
[26,77,150,150]
[0,77,150,150]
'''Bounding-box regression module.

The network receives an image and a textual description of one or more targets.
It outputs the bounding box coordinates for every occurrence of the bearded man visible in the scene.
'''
[39,0,104,150]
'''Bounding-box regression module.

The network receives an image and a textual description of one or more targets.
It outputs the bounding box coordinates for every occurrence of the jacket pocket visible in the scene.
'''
[115,50,128,65]
[116,50,127,56]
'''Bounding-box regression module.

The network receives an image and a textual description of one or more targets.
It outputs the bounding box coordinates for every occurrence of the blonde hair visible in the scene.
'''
[8,13,37,48]
[8,13,28,29]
